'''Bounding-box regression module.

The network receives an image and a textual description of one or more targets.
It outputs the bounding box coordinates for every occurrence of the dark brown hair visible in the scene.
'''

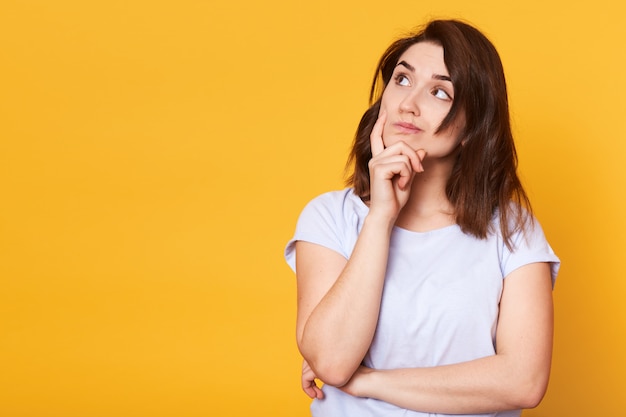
[346,19,531,249]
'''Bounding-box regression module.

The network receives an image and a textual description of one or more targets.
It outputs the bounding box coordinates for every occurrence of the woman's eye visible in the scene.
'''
[395,74,410,86]
[433,88,451,100]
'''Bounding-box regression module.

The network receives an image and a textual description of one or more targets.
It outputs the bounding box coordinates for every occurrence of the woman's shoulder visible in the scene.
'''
[490,202,535,235]
[301,187,368,219]
[285,188,366,269]
[490,203,560,282]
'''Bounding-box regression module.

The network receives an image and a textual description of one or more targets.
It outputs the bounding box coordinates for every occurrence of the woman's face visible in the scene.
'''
[380,41,465,160]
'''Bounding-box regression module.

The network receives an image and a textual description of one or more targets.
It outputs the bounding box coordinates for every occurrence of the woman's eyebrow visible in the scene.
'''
[396,61,452,82]
[396,60,415,71]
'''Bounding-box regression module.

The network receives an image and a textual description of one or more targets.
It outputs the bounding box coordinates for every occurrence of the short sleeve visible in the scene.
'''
[500,217,560,287]
[284,190,363,273]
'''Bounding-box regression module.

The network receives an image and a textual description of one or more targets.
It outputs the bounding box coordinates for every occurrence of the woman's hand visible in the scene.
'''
[368,111,426,222]
[302,358,324,399]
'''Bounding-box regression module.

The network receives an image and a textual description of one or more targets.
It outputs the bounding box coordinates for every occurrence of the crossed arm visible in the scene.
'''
[296,237,554,413]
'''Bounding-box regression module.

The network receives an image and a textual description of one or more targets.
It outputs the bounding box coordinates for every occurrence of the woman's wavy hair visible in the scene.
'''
[346,19,531,249]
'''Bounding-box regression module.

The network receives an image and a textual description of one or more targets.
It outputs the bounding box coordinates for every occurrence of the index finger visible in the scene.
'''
[370,111,386,157]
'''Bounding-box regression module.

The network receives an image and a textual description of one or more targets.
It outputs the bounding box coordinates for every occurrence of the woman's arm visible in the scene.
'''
[296,112,425,387]
[295,214,393,387]
[340,261,554,413]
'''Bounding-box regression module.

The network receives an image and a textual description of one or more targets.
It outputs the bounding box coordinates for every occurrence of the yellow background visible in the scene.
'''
[1,1,624,416]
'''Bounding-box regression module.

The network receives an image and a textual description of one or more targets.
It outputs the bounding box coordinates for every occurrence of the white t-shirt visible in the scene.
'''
[285,188,560,417]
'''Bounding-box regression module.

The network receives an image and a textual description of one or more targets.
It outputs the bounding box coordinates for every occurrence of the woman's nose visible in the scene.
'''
[399,89,421,115]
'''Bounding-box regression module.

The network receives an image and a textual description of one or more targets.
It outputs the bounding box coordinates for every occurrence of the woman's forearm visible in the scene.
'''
[350,353,549,414]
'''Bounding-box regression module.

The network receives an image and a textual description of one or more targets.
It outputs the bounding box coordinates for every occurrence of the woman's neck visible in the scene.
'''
[395,159,456,232]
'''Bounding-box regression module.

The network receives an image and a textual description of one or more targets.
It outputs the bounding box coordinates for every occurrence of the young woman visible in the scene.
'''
[285,19,560,416]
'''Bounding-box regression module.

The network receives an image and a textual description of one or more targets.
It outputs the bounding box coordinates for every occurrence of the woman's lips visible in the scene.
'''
[393,122,422,134]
